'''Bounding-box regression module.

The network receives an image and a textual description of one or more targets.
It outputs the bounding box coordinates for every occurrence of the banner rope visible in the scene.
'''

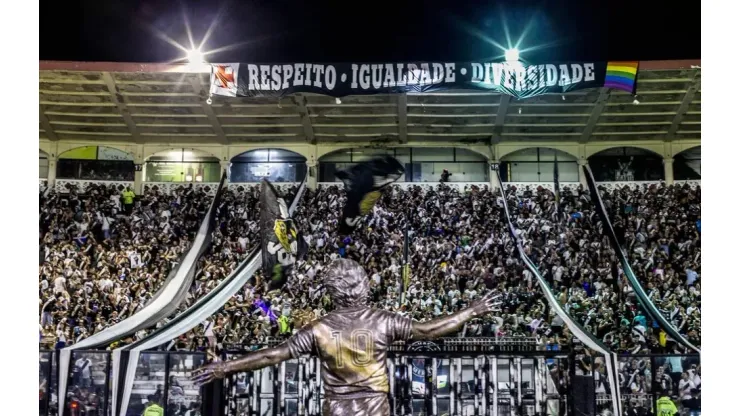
[494,173,622,416]
[582,165,700,353]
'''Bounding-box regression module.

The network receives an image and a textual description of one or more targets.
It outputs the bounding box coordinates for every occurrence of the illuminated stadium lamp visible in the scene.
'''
[187,48,205,63]
[504,48,520,62]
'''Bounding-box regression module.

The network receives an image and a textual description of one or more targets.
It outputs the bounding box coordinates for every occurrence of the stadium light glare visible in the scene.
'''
[504,48,520,62]
[187,48,205,63]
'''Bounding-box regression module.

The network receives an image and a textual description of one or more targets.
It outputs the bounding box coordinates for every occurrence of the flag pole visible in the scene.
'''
[401,209,410,306]
[553,153,561,216]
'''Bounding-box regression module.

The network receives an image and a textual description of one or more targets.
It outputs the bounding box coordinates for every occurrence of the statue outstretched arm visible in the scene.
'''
[411,291,500,340]
[190,343,292,387]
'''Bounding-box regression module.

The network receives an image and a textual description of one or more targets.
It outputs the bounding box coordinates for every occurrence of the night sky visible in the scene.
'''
[40,0,700,64]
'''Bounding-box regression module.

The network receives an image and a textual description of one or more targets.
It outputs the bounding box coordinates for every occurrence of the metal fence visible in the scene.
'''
[39,345,700,416]
[592,354,701,416]
[40,350,206,416]
[221,340,568,416]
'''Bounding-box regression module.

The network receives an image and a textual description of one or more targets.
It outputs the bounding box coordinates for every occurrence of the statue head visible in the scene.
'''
[324,258,370,308]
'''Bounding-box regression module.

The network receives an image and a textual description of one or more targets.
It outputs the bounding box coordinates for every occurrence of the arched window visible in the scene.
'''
[57,146,134,181]
[674,147,701,180]
[145,149,220,183]
[230,149,306,183]
[588,147,663,181]
[500,148,578,182]
[319,147,488,182]
[39,150,49,179]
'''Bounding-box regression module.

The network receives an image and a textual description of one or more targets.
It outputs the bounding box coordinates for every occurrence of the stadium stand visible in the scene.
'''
[40,181,700,353]
[38,60,700,416]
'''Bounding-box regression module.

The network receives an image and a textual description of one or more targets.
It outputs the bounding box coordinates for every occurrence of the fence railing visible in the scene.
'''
[53,179,134,194]
[40,347,700,416]
[222,349,570,416]
[142,181,221,196]
[40,349,206,416]
[42,178,700,196]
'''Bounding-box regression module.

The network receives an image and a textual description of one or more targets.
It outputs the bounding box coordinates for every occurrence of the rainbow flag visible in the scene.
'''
[605,61,639,94]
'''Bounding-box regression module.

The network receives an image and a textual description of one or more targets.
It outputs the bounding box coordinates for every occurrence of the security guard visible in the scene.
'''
[142,395,164,416]
[122,186,136,215]
[656,391,678,416]
[278,314,290,334]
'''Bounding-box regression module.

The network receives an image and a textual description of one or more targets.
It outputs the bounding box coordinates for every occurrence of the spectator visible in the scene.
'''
[683,389,700,416]
[143,394,164,416]
[678,372,695,406]
[73,355,92,388]
[39,183,214,348]
[656,390,678,416]
[39,181,701,357]
[122,186,136,215]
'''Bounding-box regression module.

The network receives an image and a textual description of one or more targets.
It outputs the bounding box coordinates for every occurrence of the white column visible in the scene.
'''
[577,159,589,187]
[488,160,502,192]
[307,161,318,190]
[663,157,674,185]
[47,156,57,186]
[134,158,144,194]
[220,160,231,183]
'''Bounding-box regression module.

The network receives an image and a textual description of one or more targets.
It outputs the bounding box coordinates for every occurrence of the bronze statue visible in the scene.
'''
[191,258,500,416]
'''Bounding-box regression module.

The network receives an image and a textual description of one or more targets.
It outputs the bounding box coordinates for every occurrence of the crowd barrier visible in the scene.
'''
[41,178,701,195]
[39,340,700,416]
[222,338,566,416]
[40,350,206,416]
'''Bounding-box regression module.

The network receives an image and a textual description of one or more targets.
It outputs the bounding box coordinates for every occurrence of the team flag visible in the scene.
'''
[259,180,307,291]
[336,155,404,234]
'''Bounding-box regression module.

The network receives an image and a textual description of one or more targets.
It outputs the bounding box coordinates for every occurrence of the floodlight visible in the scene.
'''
[505,48,520,62]
[187,48,205,63]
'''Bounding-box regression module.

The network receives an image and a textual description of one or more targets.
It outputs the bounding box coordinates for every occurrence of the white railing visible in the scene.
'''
[143,182,221,196]
[597,393,654,408]
[593,180,701,191]
[318,182,492,191]
[505,182,581,193]
[226,182,301,194]
[674,179,701,188]
[53,179,133,194]
[318,180,700,193]
[45,179,700,196]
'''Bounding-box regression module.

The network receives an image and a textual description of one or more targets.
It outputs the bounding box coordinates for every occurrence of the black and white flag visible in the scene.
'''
[337,156,404,235]
[259,180,307,291]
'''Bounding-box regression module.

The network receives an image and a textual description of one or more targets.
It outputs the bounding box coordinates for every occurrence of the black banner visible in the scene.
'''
[259,180,307,292]
[336,155,404,235]
[211,61,638,99]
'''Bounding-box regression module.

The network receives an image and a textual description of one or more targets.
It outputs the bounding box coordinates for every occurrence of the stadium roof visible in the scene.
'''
[39,60,700,146]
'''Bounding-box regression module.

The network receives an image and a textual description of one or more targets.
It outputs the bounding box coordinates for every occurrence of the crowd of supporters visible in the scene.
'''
[39,183,214,348]
[39,181,701,360]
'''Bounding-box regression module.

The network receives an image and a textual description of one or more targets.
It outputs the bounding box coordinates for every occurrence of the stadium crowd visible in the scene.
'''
[39,180,701,359]
[39,182,214,348]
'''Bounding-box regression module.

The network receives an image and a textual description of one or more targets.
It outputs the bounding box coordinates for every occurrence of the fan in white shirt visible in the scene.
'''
[53,276,67,295]
[678,372,695,400]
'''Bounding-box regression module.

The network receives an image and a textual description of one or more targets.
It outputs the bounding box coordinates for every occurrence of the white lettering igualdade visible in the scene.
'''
[349,63,456,89]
